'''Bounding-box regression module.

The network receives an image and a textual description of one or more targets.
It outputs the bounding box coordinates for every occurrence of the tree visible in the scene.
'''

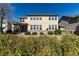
[0,3,13,33]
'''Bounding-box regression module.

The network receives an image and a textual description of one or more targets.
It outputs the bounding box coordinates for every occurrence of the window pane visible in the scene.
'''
[55,25,57,30]
[40,17,42,20]
[52,16,54,20]
[23,19,24,22]
[34,25,35,30]
[30,17,32,20]
[52,25,54,29]
[37,25,38,30]
[49,25,51,30]
[30,25,32,30]
[49,16,51,20]
[20,19,22,22]
[37,17,39,20]
[34,17,35,20]
[40,25,42,30]
[55,16,57,20]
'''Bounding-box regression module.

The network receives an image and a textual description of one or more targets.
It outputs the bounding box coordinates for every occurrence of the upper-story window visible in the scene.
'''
[20,19,22,22]
[40,17,42,20]
[37,17,39,20]
[30,17,42,20]
[30,17,32,20]
[34,17,35,20]
[52,16,54,20]
[49,16,54,20]
[55,16,57,20]
[20,19,24,22]
[49,16,51,20]
[23,19,25,22]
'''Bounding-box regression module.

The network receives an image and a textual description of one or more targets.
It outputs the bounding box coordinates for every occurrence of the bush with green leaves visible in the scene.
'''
[54,29,62,35]
[32,32,37,35]
[48,31,53,35]
[40,32,44,35]
[25,32,31,35]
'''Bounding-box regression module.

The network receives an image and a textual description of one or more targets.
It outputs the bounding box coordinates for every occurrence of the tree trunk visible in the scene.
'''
[1,17,3,33]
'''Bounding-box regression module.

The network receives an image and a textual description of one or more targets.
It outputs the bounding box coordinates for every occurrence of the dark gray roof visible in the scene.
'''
[59,15,79,23]
[19,13,58,19]
[27,14,58,16]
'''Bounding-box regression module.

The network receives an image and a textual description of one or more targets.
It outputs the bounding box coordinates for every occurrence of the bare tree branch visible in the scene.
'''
[0,3,13,33]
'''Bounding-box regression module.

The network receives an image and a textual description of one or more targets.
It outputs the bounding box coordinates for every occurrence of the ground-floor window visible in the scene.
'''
[48,25,57,30]
[30,25,42,30]
[55,25,57,30]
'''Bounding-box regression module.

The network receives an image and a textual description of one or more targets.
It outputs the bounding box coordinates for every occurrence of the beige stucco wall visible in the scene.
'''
[20,16,58,32]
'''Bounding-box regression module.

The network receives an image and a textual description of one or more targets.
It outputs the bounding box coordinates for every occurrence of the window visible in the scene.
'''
[34,17,35,20]
[34,25,35,30]
[31,25,32,30]
[20,19,22,22]
[22,19,24,22]
[40,17,42,20]
[49,16,54,20]
[49,16,51,20]
[37,25,38,30]
[55,25,57,30]
[31,25,34,30]
[52,25,54,30]
[40,25,42,30]
[49,25,51,30]
[30,17,42,20]
[30,17,32,20]
[55,16,57,20]
[30,25,42,30]
[20,19,24,22]
[52,16,54,20]
[37,17,39,20]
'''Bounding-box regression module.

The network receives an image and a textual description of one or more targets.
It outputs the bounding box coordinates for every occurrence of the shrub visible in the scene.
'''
[48,31,53,35]
[32,32,37,35]
[25,32,31,35]
[6,30,12,33]
[14,30,19,33]
[40,32,44,35]
[54,29,62,35]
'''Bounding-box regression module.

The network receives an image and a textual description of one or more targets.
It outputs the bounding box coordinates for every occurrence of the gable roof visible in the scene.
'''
[59,15,79,23]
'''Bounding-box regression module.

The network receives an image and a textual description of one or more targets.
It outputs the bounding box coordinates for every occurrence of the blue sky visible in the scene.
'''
[11,3,79,21]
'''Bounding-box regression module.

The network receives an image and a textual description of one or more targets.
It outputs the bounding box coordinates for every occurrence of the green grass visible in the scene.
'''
[0,33,79,56]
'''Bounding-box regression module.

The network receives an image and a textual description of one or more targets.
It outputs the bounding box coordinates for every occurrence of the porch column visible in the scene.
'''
[28,25,30,31]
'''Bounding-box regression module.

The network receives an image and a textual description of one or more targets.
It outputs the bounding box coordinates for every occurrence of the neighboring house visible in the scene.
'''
[0,19,19,33]
[19,14,58,34]
[59,16,79,34]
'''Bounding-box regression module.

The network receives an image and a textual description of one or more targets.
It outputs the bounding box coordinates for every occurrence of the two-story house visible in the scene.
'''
[19,14,58,34]
[59,16,79,34]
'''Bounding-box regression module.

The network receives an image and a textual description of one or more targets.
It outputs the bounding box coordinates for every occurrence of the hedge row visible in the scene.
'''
[25,29,62,35]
